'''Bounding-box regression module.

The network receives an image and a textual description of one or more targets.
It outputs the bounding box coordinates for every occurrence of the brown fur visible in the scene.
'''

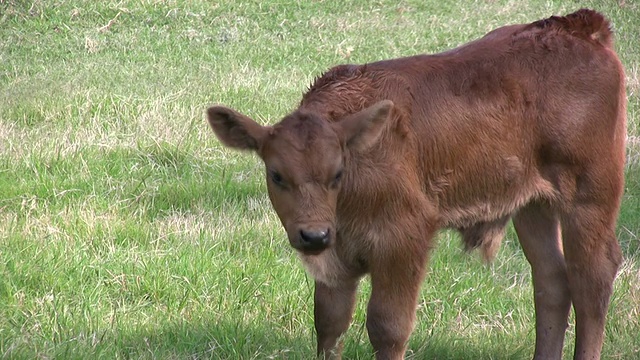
[207,9,626,360]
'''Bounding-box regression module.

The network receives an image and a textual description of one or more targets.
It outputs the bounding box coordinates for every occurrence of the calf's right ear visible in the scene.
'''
[207,106,269,151]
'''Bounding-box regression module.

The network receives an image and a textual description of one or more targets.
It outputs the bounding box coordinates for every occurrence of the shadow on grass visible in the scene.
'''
[408,336,532,360]
[618,165,640,257]
[103,319,314,359]
[93,319,532,359]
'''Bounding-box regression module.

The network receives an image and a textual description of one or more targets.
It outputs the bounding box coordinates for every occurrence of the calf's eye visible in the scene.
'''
[269,171,285,187]
[331,170,344,188]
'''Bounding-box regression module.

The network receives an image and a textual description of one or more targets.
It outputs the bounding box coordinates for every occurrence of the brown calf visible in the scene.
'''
[207,9,626,360]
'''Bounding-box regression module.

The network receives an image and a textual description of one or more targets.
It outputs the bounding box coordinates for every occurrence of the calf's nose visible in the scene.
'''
[299,228,330,251]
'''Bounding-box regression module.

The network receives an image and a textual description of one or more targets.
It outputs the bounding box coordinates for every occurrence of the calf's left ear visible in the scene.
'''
[335,100,394,152]
[207,106,269,151]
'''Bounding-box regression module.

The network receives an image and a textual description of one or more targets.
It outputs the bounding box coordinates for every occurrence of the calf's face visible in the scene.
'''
[207,100,393,255]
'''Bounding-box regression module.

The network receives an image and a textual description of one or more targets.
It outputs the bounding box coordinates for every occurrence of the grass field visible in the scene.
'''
[1,0,639,359]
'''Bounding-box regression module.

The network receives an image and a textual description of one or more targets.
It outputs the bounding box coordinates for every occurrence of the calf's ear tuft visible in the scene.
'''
[207,106,268,151]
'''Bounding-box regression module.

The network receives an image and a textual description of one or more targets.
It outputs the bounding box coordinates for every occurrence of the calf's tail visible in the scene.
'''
[532,9,614,48]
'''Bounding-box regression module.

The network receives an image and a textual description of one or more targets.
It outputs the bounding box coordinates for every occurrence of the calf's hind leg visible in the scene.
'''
[561,201,622,360]
[513,203,571,360]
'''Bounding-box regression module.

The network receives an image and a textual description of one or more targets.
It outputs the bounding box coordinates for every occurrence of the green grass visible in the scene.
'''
[1,0,639,358]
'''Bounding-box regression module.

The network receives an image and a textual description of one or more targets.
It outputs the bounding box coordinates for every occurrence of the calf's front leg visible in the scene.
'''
[315,279,359,359]
[367,251,429,360]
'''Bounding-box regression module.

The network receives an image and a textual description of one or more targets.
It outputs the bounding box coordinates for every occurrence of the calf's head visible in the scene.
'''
[207,100,393,255]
